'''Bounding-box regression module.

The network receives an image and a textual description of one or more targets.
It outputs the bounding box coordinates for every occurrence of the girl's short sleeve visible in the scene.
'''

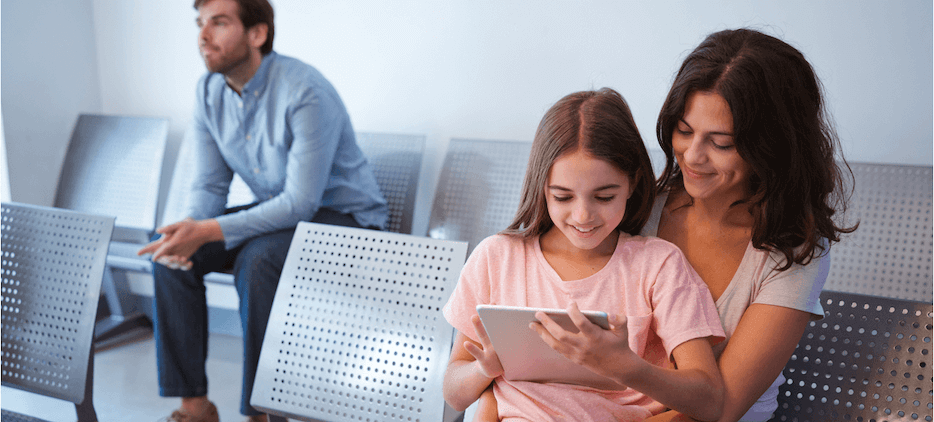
[442,236,495,342]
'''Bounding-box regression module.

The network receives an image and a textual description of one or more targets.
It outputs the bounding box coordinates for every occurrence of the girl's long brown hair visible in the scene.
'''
[504,88,656,238]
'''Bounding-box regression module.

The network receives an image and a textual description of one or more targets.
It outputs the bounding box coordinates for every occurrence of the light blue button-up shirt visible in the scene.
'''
[187,52,388,249]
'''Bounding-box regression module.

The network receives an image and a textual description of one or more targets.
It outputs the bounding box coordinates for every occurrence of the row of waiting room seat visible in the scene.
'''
[2,113,932,421]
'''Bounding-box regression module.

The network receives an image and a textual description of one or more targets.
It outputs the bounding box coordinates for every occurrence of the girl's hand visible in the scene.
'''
[531,302,640,383]
[464,314,505,379]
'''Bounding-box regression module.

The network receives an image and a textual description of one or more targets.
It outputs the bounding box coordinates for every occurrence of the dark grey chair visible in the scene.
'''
[769,163,933,422]
[427,138,532,254]
[770,290,932,422]
[0,202,115,422]
[52,114,168,345]
[250,222,468,421]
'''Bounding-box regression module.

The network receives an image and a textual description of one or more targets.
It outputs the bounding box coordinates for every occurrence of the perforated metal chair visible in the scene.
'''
[770,291,933,422]
[769,162,934,422]
[250,222,468,421]
[51,114,168,345]
[427,138,532,254]
[824,163,932,302]
[356,132,425,234]
[1,202,115,422]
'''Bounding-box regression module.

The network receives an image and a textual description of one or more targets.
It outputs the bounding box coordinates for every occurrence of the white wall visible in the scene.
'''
[1,0,103,206]
[5,0,932,231]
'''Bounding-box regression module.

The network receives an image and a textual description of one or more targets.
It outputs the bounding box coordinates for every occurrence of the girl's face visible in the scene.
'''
[545,150,632,254]
[672,91,752,202]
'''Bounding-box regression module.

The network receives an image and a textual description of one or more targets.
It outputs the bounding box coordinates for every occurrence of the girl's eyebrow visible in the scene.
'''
[548,184,622,192]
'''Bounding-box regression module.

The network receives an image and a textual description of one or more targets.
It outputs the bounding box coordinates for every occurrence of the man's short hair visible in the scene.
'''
[195,0,275,55]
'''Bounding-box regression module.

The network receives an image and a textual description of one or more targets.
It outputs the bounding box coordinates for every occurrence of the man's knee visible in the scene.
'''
[233,230,293,287]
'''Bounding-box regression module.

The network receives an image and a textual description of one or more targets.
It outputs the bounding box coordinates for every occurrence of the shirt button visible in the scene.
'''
[268,195,273,199]
[255,90,260,95]
[253,168,261,174]
[246,135,252,140]
[238,102,243,108]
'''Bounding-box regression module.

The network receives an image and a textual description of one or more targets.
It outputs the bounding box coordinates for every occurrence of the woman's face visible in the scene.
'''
[672,91,752,203]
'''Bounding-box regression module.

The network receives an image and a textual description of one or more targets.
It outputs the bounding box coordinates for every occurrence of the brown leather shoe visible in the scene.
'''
[161,401,219,422]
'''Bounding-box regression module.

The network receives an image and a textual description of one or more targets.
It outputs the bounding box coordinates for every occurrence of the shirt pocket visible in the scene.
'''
[626,314,654,357]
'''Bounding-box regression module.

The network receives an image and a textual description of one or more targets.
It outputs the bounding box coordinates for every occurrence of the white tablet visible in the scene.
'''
[475,304,623,390]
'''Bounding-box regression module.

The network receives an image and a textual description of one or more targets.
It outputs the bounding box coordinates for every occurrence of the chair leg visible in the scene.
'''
[94,267,152,347]
[75,348,99,422]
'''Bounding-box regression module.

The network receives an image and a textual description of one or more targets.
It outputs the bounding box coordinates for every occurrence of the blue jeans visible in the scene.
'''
[153,207,368,416]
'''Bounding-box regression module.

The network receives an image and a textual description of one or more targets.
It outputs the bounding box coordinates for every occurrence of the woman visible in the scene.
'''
[642,28,854,421]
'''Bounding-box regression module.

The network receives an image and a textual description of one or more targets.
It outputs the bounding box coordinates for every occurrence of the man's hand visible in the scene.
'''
[138,218,223,270]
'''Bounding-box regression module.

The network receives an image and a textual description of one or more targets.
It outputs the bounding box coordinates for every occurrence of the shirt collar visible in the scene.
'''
[241,51,276,97]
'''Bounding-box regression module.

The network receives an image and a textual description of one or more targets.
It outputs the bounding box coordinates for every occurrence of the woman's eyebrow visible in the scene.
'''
[679,118,734,137]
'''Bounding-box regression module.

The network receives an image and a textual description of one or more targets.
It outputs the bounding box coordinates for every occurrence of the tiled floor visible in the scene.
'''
[2,333,260,422]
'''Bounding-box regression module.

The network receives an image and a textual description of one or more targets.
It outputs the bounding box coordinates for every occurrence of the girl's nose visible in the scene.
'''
[572,201,594,224]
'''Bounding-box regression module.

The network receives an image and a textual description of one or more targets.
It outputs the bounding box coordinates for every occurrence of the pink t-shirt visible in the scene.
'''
[443,233,725,421]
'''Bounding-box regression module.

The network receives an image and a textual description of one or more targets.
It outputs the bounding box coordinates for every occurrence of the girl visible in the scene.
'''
[442,88,726,421]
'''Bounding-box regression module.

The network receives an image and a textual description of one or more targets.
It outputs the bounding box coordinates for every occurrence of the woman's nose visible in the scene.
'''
[681,136,706,165]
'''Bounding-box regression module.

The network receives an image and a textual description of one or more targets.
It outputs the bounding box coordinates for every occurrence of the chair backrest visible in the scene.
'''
[356,132,425,234]
[770,290,933,422]
[427,138,532,254]
[0,202,114,405]
[53,114,167,242]
[824,162,933,302]
[250,222,467,422]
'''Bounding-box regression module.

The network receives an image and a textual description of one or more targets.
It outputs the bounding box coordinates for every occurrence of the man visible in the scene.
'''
[138,0,388,421]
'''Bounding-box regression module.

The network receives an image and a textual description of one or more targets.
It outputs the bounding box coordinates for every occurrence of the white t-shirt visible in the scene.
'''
[641,193,829,421]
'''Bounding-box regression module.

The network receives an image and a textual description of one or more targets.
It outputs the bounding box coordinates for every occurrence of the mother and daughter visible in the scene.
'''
[442,28,854,421]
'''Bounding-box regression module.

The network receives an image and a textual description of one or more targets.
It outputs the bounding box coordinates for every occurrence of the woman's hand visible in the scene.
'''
[530,302,639,384]
[464,314,505,379]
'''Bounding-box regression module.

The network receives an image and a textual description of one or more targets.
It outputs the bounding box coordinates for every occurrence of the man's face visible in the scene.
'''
[196,0,252,75]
